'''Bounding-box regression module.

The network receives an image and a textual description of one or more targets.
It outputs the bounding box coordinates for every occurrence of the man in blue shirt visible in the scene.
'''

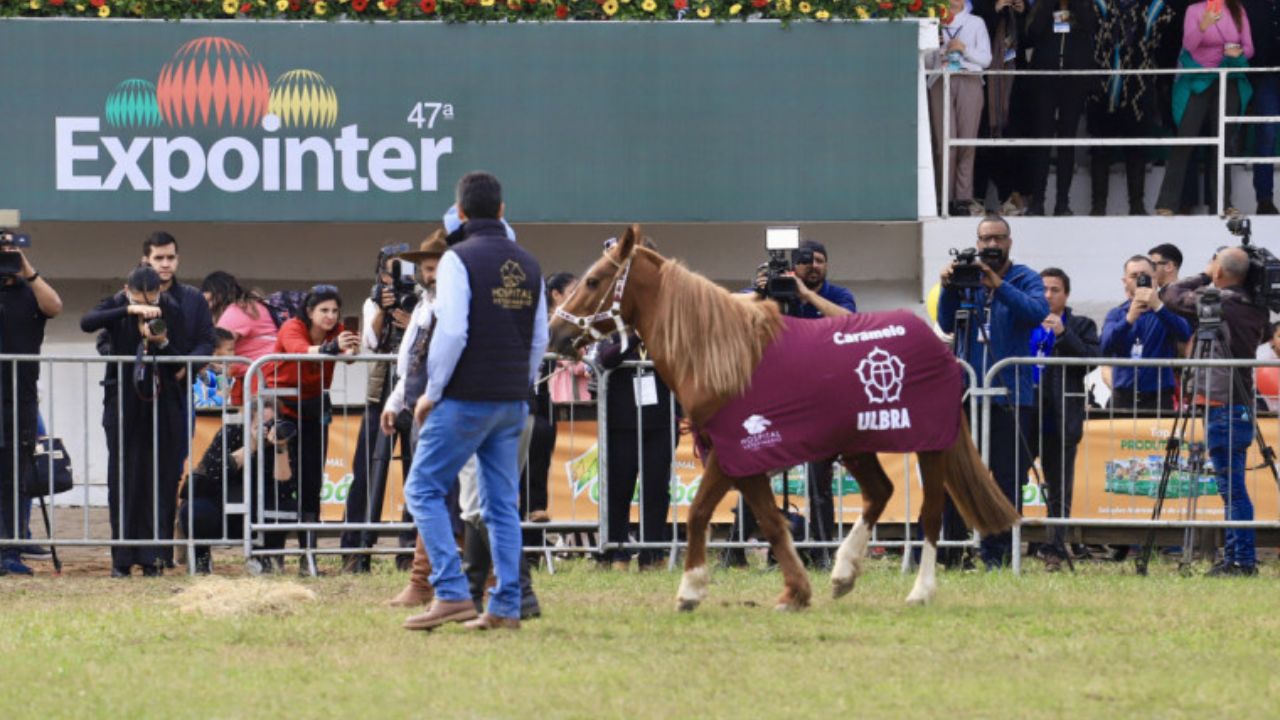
[1100,255,1191,411]
[401,172,548,632]
[937,214,1048,569]
[792,240,858,319]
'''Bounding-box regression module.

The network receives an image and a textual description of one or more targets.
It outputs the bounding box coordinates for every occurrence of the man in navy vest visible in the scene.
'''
[401,172,547,632]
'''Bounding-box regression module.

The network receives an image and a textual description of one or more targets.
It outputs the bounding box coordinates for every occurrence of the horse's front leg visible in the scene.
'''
[737,474,810,611]
[677,451,732,612]
[832,453,894,599]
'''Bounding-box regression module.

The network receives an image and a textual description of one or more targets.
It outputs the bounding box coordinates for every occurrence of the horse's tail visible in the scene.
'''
[940,416,1020,536]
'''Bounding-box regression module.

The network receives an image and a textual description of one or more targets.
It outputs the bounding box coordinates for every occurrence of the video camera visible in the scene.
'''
[948,246,1003,290]
[0,229,32,278]
[1226,217,1280,313]
[370,242,418,314]
[758,227,811,303]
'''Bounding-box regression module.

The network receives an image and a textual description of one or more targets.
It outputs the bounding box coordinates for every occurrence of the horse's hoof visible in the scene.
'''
[677,598,701,613]
[905,594,931,607]
[773,599,809,613]
[831,576,855,599]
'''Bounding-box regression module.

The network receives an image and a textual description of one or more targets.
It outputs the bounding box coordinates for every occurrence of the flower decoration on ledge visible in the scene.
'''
[0,0,947,21]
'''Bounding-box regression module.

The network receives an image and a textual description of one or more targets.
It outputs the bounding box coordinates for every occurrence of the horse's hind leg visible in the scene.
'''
[738,475,811,612]
[831,452,894,599]
[677,451,733,612]
[906,450,948,606]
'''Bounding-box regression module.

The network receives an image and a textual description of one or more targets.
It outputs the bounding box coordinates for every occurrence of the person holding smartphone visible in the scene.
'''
[260,285,359,575]
[1155,0,1255,215]
[1100,255,1192,411]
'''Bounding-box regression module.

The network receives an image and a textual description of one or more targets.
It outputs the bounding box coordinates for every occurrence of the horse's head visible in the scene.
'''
[548,224,654,357]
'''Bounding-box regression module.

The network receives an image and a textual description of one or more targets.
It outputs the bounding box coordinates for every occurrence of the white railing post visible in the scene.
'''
[1218,66,1228,215]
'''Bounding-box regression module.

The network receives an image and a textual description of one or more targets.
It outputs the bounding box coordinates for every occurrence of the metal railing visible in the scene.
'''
[929,64,1280,217]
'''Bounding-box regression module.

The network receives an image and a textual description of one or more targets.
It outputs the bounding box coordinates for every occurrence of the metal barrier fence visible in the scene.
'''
[928,65,1280,217]
[11,350,1280,576]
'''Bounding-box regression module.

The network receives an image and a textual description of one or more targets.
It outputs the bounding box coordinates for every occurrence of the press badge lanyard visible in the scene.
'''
[633,347,658,407]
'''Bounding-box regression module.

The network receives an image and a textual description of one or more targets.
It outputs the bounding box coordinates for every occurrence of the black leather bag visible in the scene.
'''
[23,437,74,497]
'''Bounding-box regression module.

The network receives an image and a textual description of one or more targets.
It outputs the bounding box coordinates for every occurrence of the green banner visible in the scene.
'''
[0,19,918,223]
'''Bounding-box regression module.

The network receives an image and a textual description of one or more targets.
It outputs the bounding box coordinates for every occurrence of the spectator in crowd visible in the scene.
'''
[1089,0,1174,215]
[177,329,292,574]
[525,272,584,527]
[1161,247,1268,575]
[927,0,993,216]
[1024,0,1101,216]
[261,285,359,575]
[1148,242,1184,288]
[1254,321,1280,411]
[1241,0,1279,214]
[200,271,277,406]
[0,234,61,577]
[972,0,1029,216]
[401,171,547,632]
[790,240,855,565]
[81,265,185,578]
[383,233,447,606]
[1155,0,1254,216]
[1031,268,1100,571]
[594,330,678,572]
[341,248,417,573]
[1100,255,1192,411]
[938,214,1048,569]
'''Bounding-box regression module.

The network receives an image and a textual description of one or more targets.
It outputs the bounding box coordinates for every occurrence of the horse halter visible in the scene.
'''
[553,251,635,353]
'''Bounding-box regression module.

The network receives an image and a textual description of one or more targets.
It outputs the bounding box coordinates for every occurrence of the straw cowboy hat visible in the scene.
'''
[397,230,448,263]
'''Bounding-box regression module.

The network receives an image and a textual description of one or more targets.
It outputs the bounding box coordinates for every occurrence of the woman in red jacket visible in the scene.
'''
[262,285,359,571]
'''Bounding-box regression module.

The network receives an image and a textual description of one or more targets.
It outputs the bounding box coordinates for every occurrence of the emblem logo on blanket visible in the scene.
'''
[704,310,962,477]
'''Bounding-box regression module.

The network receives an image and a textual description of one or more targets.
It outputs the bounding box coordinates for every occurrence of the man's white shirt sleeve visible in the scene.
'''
[425,251,470,404]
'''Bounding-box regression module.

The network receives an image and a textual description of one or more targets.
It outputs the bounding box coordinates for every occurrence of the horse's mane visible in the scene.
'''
[647,259,783,399]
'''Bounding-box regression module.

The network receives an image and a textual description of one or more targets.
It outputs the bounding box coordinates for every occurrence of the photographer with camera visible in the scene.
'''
[340,244,419,572]
[81,265,185,578]
[1160,245,1268,576]
[937,214,1049,569]
[1100,256,1192,412]
[0,229,61,577]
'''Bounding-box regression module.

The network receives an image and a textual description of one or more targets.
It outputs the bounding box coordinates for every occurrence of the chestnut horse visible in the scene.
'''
[547,226,1018,610]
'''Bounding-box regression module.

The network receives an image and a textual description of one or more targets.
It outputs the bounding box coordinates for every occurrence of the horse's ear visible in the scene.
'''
[616,224,640,259]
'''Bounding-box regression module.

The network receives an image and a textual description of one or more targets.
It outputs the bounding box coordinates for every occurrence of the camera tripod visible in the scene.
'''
[1135,317,1280,576]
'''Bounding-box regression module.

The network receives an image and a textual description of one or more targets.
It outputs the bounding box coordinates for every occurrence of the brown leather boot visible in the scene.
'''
[387,537,435,608]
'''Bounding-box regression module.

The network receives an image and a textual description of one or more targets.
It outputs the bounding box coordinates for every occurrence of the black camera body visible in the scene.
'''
[0,229,32,277]
[146,318,167,336]
[370,242,419,315]
[1136,272,1153,289]
[759,247,815,303]
[1226,217,1280,312]
[948,246,1003,290]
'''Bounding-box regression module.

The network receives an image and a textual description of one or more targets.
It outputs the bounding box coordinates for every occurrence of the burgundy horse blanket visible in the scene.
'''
[702,310,963,477]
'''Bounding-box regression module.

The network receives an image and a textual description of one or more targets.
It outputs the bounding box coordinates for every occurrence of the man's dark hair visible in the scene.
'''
[143,231,178,257]
[800,239,827,260]
[1125,255,1155,273]
[1040,267,1071,296]
[978,213,1011,236]
[1148,243,1183,269]
[127,264,162,292]
[456,172,503,221]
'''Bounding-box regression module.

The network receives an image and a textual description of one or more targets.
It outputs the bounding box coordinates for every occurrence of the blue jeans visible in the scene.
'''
[1253,74,1279,202]
[1207,406,1255,567]
[404,398,526,619]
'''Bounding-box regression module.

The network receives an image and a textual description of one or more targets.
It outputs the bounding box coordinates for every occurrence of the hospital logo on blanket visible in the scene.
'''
[855,347,905,404]
[740,414,783,451]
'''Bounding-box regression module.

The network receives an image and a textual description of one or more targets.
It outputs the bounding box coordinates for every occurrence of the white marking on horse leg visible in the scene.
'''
[831,519,869,599]
[905,540,938,606]
[676,565,710,612]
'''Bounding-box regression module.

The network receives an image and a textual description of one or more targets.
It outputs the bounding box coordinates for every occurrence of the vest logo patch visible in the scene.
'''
[492,259,534,310]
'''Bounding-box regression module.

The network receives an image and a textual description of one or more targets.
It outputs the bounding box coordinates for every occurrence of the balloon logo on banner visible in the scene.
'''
[268,70,339,129]
[104,79,162,129]
[155,37,271,128]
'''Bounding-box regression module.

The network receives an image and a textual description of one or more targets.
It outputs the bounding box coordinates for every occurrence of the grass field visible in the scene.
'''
[2,556,1278,719]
